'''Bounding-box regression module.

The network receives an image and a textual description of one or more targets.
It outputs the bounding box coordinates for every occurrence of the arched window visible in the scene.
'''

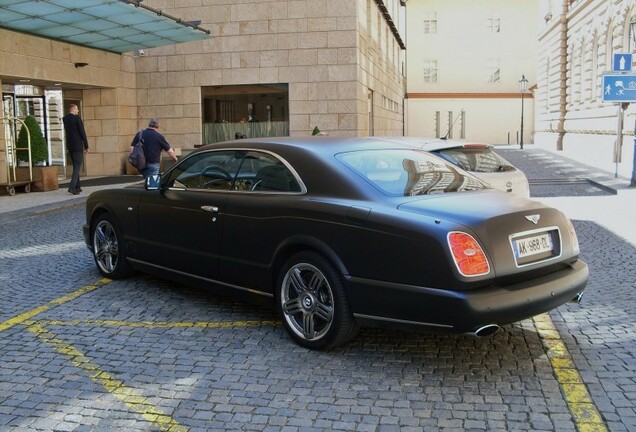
[622,12,635,52]
[606,20,614,73]
[545,57,551,111]
[590,36,598,101]
[569,49,577,108]
[579,44,586,106]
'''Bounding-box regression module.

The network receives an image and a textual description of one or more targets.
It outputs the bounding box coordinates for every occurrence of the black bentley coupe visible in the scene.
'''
[84,137,588,349]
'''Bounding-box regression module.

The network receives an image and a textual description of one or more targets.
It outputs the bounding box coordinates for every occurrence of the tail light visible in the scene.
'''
[566,218,580,255]
[447,231,491,277]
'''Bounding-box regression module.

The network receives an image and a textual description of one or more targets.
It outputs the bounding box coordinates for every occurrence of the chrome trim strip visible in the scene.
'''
[164,147,308,195]
[353,313,454,329]
[508,225,563,268]
[127,258,274,298]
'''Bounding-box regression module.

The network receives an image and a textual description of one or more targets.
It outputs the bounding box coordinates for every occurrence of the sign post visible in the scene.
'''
[633,123,636,187]
[603,53,636,180]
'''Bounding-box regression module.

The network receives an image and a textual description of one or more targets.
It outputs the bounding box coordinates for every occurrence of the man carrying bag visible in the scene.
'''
[129,118,178,179]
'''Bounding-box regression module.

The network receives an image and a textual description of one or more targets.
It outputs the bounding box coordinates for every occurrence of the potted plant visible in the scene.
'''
[16,115,59,191]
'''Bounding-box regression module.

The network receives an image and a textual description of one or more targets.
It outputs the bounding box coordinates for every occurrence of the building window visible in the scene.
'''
[487,18,500,33]
[423,60,438,83]
[590,37,598,101]
[486,59,500,83]
[423,13,437,34]
[202,84,289,144]
[545,58,551,110]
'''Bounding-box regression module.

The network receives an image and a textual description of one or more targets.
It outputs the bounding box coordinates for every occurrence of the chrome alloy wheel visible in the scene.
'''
[93,220,119,274]
[280,263,335,341]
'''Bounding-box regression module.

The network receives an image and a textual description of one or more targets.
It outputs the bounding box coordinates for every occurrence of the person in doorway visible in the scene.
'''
[130,118,178,179]
[62,104,88,195]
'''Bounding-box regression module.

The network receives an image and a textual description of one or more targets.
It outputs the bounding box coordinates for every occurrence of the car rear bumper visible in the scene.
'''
[348,259,588,333]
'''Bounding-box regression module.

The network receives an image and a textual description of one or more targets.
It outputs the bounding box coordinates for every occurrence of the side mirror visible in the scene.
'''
[145,174,161,191]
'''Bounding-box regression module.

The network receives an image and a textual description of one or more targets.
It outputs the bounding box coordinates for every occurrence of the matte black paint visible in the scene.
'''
[84,137,587,334]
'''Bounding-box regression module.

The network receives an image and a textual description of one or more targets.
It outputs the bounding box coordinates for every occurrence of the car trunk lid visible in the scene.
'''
[397,192,574,277]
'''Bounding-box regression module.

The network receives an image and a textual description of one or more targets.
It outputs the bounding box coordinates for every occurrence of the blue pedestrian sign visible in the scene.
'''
[613,53,633,72]
[602,74,636,102]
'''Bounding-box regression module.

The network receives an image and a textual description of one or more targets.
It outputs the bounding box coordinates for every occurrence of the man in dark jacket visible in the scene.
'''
[62,104,88,194]
[130,118,178,179]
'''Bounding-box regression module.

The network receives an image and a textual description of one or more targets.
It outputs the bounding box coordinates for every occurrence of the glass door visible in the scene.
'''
[15,95,48,165]
[45,89,65,168]
[2,93,16,168]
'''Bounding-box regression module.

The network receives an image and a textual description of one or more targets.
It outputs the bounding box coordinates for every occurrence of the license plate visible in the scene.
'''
[514,233,554,258]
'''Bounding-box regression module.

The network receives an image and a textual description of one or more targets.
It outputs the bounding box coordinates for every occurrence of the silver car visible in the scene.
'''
[377,137,530,198]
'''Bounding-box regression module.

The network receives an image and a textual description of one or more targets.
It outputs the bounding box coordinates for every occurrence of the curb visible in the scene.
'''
[0,196,87,226]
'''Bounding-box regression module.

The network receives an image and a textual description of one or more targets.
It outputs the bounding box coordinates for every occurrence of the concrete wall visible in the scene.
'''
[407,97,535,144]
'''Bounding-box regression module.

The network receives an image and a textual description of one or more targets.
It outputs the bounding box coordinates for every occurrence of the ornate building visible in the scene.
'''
[535,0,636,178]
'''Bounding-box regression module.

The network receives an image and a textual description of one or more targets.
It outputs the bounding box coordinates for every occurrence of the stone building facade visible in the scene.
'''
[0,0,406,185]
[535,0,636,178]
[1,28,139,184]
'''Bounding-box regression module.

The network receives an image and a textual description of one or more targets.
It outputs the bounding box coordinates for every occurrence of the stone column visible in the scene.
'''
[82,87,138,176]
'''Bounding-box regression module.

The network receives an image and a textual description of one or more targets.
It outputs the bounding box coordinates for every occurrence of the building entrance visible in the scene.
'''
[1,85,68,176]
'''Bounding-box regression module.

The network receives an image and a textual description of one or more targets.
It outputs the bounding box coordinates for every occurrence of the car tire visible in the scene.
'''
[276,251,359,350]
[91,213,133,279]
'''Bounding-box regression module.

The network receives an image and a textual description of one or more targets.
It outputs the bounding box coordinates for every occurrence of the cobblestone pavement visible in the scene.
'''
[0,150,635,431]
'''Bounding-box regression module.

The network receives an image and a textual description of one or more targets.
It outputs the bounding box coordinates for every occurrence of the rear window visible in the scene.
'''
[434,148,515,173]
[336,149,489,196]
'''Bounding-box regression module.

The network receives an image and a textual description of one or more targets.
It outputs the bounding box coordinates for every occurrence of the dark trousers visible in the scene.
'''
[69,150,84,192]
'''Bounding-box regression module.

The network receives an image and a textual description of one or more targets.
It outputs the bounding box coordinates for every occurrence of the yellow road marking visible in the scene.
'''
[28,319,280,329]
[2,277,279,431]
[0,278,111,334]
[26,322,188,432]
[533,314,608,431]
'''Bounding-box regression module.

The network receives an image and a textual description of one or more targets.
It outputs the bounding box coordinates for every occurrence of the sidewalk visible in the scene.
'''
[497,143,636,247]
[0,176,142,225]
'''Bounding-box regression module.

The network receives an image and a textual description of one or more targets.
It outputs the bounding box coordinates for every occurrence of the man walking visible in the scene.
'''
[130,118,178,178]
[62,104,88,195]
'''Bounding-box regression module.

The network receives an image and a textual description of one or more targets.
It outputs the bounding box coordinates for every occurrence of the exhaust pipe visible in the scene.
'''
[471,324,500,337]
[569,292,583,304]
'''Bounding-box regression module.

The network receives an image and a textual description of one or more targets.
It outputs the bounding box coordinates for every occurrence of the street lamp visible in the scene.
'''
[519,74,529,150]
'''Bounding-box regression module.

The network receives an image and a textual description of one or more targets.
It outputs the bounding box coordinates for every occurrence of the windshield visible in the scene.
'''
[337,149,489,196]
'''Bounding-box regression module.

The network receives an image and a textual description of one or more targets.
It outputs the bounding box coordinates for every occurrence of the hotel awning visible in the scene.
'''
[0,0,210,54]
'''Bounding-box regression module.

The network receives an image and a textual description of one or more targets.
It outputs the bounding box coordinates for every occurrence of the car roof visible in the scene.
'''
[195,136,432,155]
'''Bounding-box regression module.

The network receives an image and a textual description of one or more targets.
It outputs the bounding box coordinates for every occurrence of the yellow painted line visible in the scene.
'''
[27,319,280,329]
[533,314,608,431]
[0,278,111,334]
[26,322,188,432]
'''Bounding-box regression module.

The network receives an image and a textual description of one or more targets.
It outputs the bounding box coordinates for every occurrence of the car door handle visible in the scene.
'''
[200,205,219,213]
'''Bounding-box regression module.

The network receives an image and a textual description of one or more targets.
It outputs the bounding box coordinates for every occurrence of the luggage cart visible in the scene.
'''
[1,116,33,196]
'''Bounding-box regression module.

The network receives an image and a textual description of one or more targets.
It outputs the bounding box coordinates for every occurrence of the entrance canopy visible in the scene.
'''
[0,0,210,53]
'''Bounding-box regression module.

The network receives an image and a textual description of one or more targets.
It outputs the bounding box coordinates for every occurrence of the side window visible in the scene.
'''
[245,152,301,193]
[166,150,243,191]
